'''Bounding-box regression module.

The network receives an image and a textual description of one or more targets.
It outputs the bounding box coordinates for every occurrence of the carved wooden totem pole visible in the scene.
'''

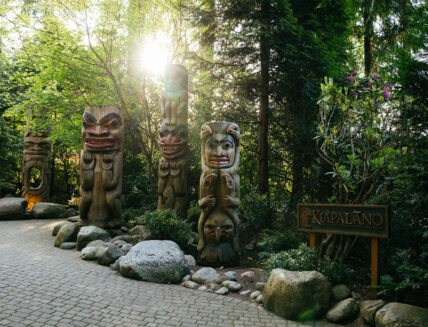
[22,130,51,210]
[79,106,124,229]
[198,122,240,266]
[157,64,189,218]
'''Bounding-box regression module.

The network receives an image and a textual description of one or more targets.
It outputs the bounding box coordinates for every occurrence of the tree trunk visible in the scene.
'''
[257,1,270,195]
[363,0,374,76]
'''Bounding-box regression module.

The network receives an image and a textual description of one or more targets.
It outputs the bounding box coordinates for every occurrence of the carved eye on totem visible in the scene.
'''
[179,129,187,138]
[103,119,119,129]
[207,141,216,149]
[222,141,233,150]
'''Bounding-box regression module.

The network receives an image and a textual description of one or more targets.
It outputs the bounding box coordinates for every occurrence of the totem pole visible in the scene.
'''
[79,106,124,229]
[197,121,240,266]
[22,130,51,210]
[157,64,189,218]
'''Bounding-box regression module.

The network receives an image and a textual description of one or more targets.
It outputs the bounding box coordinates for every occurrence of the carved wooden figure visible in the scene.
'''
[22,130,51,210]
[157,65,189,218]
[198,121,240,266]
[79,106,124,229]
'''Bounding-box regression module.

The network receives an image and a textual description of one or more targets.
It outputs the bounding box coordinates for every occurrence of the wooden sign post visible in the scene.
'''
[298,204,389,293]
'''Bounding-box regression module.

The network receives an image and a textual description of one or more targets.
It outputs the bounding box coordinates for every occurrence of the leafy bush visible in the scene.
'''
[260,228,302,252]
[144,209,196,248]
[264,243,352,285]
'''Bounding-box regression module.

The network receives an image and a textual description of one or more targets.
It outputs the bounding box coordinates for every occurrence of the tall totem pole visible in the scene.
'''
[157,64,189,218]
[198,122,240,267]
[22,130,51,210]
[79,106,124,229]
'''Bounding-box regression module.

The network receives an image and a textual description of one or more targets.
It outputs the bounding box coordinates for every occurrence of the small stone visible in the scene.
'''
[86,240,110,248]
[183,281,199,289]
[54,222,79,247]
[76,226,111,250]
[215,287,229,295]
[192,267,220,284]
[208,283,217,290]
[360,299,386,325]
[120,243,133,253]
[224,271,236,277]
[60,242,76,249]
[222,280,242,292]
[240,290,251,296]
[250,291,261,299]
[241,271,256,281]
[111,235,134,243]
[52,221,67,236]
[129,225,152,239]
[97,244,124,266]
[66,209,78,218]
[255,282,265,291]
[112,256,124,271]
[81,246,97,260]
[331,284,351,302]
[256,294,263,303]
[112,239,126,247]
[184,255,196,267]
[326,298,359,323]
[214,275,237,284]
[182,275,191,282]
[198,286,208,291]
[67,216,80,223]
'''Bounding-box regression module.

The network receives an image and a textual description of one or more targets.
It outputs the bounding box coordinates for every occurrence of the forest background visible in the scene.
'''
[0,0,426,307]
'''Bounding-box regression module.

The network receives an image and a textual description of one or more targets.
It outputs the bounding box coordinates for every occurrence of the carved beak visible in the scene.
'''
[216,227,221,242]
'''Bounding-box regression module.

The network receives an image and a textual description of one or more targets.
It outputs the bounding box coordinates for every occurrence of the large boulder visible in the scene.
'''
[326,298,359,323]
[375,302,428,327]
[119,240,189,284]
[192,267,220,284]
[76,226,111,250]
[31,202,68,219]
[0,197,27,220]
[360,299,386,325]
[54,222,80,247]
[263,269,331,320]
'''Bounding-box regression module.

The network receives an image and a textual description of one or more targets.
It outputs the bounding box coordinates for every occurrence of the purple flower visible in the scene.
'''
[348,75,354,81]
[353,70,358,75]
[368,83,372,89]
[372,73,379,78]
[382,87,387,91]
[362,87,367,90]
[384,91,391,100]
[391,141,396,146]
[389,85,394,89]
[354,91,359,96]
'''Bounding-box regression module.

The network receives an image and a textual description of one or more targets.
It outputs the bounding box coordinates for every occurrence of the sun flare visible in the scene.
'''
[140,32,171,76]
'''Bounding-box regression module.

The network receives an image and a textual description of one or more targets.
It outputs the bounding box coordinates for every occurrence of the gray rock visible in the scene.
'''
[360,299,386,325]
[97,244,124,266]
[182,275,191,282]
[208,283,217,291]
[224,271,236,277]
[120,243,133,253]
[76,226,111,250]
[60,242,76,250]
[240,290,251,296]
[184,255,196,267]
[111,235,134,243]
[183,281,199,289]
[67,216,80,223]
[241,271,256,281]
[81,246,97,260]
[129,225,153,239]
[255,282,265,291]
[222,280,242,292]
[112,256,124,271]
[214,275,237,284]
[0,197,27,220]
[52,221,67,236]
[66,208,78,218]
[256,294,263,303]
[54,222,79,247]
[120,226,129,233]
[326,298,359,323]
[263,269,331,320]
[119,240,189,284]
[86,240,110,248]
[31,202,67,219]
[331,284,351,302]
[375,302,428,327]
[112,239,126,247]
[198,286,208,291]
[192,267,220,284]
[250,291,262,299]
[215,287,229,295]
[352,291,362,300]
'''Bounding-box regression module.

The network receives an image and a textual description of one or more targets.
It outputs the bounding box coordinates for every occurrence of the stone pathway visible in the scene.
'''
[0,219,341,327]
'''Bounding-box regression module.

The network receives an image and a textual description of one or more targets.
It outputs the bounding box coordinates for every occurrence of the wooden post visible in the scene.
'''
[371,237,378,296]
[309,233,316,249]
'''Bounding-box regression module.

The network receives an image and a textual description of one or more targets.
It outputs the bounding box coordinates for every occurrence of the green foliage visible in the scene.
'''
[264,243,352,285]
[260,229,302,252]
[239,190,276,235]
[143,209,196,248]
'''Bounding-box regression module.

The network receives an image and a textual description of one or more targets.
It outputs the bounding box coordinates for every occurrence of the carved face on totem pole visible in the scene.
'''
[159,124,188,160]
[82,106,124,152]
[22,130,51,209]
[198,121,240,267]
[79,106,124,229]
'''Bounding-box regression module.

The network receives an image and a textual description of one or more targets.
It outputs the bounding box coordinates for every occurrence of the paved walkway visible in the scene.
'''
[0,219,340,327]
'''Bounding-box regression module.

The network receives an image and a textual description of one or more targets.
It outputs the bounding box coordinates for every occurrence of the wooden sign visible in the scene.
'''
[297,203,389,238]
[297,203,389,295]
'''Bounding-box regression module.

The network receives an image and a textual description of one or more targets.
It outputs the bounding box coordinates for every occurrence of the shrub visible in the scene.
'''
[264,243,352,285]
[144,209,196,249]
[261,228,303,252]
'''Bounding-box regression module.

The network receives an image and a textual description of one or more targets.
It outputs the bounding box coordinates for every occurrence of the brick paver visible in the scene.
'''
[0,219,341,326]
